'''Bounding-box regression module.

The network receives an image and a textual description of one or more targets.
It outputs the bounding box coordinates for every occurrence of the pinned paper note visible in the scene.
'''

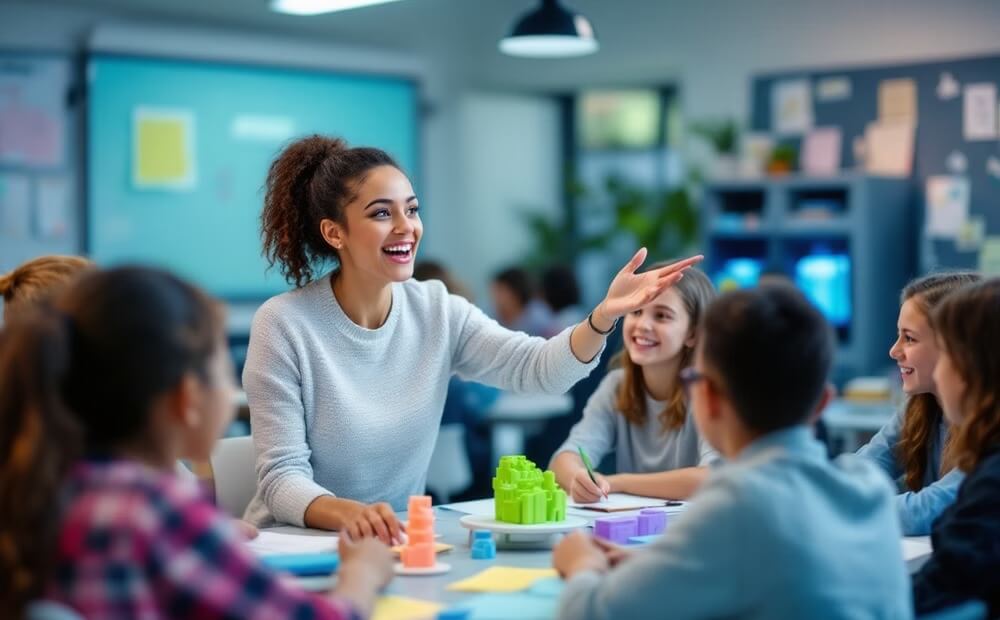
[447,567,558,593]
[815,76,852,102]
[0,172,30,239]
[937,72,960,100]
[879,78,917,124]
[801,127,842,176]
[865,122,914,176]
[945,150,968,174]
[773,79,813,135]
[979,238,1000,276]
[963,83,997,141]
[956,215,986,252]
[372,595,443,620]
[925,176,970,239]
[987,156,1000,180]
[133,107,196,190]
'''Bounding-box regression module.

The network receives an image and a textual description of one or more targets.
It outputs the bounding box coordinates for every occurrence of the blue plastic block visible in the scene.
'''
[437,610,471,620]
[471,537,497,560]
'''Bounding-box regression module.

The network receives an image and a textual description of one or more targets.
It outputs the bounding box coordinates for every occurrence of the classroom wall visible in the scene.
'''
[0,3,569,322]
[447,93,562,307]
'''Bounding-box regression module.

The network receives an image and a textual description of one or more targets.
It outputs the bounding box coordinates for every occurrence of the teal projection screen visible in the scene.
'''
[87,54,418,299]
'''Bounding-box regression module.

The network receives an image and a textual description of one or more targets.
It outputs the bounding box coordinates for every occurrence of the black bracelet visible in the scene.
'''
[587,310,618,336]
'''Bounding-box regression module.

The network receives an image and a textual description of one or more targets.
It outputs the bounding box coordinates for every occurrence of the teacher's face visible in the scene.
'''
[336,165,422,284]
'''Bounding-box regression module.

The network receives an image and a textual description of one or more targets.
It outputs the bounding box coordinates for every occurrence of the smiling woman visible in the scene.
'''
[243,134,702,544]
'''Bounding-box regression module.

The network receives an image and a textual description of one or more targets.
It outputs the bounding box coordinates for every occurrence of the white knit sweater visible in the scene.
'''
[242,273,599,527]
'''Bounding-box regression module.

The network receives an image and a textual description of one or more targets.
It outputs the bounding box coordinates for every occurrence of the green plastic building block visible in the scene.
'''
[492,455,567,524]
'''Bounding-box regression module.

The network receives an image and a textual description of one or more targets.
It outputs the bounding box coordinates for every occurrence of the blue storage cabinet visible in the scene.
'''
[702,174,913,383]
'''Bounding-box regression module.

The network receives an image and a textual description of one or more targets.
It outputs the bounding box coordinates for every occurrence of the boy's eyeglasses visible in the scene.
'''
[679,366,708,398]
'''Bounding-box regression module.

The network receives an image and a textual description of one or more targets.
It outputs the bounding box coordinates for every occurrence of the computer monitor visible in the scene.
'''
[794,251,852,328]
[712,257,763,292]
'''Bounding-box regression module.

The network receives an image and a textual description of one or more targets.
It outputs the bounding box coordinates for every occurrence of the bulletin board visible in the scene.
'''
[0,51,78,276]
[87,54,419,300]
[750,53,1000,273]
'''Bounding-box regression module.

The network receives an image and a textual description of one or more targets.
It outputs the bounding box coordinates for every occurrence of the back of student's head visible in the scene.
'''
[897,271,981,491]
[701,284,833,432]
[0,266,224,614]
[932,278,1000,472]
[615,264,716,431]
[414,260,472,301]
[262,134,399,288]
[492,267,533,307]
[541,265,581,313]
[0,255,93,322]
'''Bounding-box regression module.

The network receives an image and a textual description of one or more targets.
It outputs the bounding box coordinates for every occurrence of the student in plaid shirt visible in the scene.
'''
[0,266,392,619]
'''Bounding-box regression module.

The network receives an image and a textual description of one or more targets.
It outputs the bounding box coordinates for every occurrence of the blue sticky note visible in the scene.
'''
[260,552,340,576]
[447,593,558,620]
[528,577,564,598]
[627,534,661,545]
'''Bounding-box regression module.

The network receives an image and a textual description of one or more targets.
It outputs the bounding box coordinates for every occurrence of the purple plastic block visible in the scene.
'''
[637,509,667,536]
[594,516,639,544]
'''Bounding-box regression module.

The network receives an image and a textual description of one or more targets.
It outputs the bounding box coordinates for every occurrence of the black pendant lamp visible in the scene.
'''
[499,0,599,58]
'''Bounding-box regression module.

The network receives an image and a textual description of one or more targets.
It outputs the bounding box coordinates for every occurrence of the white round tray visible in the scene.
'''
[394,561,451,576]
[458,514,588,535]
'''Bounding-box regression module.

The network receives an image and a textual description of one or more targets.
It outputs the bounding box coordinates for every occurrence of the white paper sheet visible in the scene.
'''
[925,176,970,239]
[571,493,686,512]
[963,83,997,141]
[773,79,813,135]
[246,530,338,556]
[901,536,932,562]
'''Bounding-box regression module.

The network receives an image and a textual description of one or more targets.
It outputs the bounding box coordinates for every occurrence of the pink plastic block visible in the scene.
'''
[593,516,638,544]
[637,509,667,536]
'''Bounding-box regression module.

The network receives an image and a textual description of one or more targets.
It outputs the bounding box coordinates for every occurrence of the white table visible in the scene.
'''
[822,399,896,453]
[264,503,933,608]
[483,392,573,464]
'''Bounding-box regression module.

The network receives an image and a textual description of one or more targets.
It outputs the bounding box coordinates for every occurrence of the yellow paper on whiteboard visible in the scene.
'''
[133,108,195,189]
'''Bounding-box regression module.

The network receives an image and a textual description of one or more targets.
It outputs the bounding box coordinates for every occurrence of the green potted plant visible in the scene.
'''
[767,143,797,175]
[690,119,739,178]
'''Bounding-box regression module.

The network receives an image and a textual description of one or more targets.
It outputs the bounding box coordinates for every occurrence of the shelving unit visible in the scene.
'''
[702,173,914,383]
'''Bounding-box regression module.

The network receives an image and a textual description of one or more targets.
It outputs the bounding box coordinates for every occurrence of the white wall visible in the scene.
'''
[443,93,562,307]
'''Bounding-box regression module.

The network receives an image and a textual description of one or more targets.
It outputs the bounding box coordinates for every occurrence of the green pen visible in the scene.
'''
[577,445,607,500]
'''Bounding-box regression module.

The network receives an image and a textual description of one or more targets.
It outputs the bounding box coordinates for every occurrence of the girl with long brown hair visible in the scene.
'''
[857,271,980,535]
[243,135,702,541]
[912,278,1000,616]
[0,266,391,619]
[550,266,717,502]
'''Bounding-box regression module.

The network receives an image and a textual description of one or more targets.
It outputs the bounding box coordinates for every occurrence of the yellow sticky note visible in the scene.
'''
[133,108,194,188]
[371,595,442,620]
[447,566,558,593]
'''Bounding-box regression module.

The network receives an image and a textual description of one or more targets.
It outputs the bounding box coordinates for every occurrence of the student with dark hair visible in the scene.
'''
[912,279,1000,616]
[858,272,981,534]
[490,266,552,336]
[244,134,702,541]
[553,285,910,619]
[0,266,392,619]
[541,265,585,336]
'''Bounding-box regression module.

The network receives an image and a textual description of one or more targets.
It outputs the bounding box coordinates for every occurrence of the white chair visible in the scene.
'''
[210,435,257,519]
[425,424,472,504]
